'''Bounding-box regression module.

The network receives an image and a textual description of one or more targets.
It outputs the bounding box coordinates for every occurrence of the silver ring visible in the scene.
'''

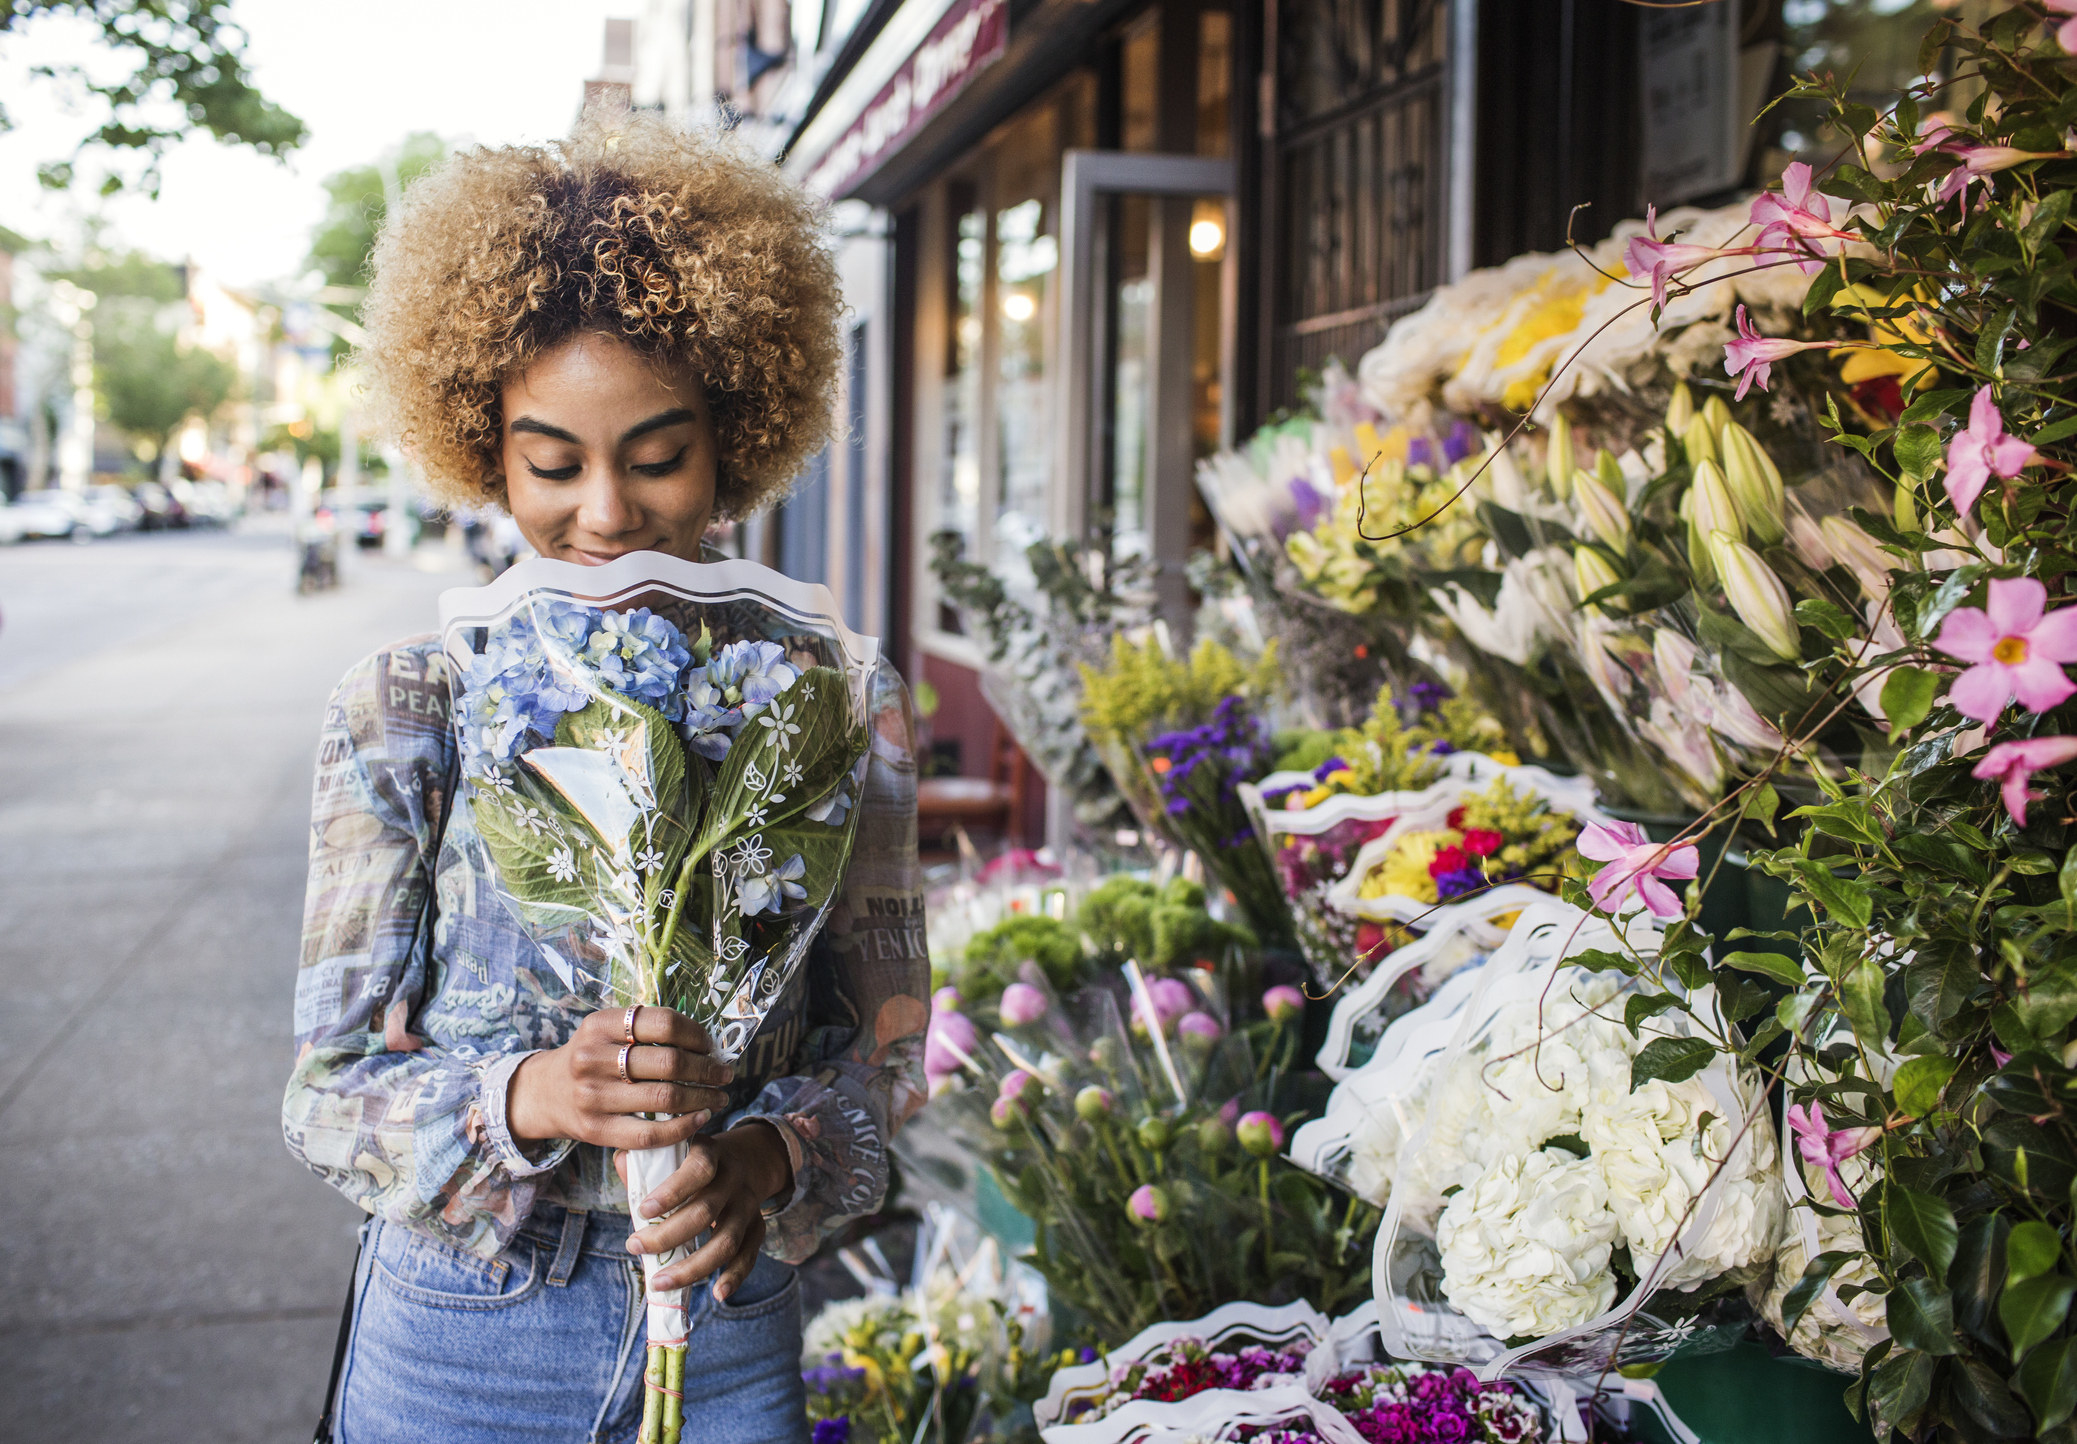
[617,1043,634,1082]
[621,1005,640,1045]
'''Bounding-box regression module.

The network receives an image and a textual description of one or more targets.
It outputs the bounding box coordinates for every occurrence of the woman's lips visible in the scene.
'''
[567,546,631,566]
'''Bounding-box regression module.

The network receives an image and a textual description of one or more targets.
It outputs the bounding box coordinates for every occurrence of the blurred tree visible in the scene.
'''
[53,249,234,463]
[307,132,444,357]
[3,0,306,196]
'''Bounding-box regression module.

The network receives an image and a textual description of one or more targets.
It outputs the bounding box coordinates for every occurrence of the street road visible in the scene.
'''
[0,525,473,1442]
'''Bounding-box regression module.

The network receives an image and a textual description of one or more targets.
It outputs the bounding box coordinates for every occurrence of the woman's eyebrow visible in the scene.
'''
[621,408,697,444]
[510,417,581,443]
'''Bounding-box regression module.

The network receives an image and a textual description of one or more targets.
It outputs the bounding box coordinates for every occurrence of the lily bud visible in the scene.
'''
[1818,515,1898,601]
[1718,423,1786,545]
[1683,417,1717,470]
[1546,413,1575,497]
[1894,481,1919,533]
[1597,451,1628,493]
[1685,460,1742,585]
[1573,468,1631,550]
[1701,395,1734,439]
[1710,532,1801,663]
[1574,545,1623,602]
[1666,381,1695,438]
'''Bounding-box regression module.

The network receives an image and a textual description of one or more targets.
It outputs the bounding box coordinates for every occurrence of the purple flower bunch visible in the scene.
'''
[1239,1364,1543,1444]
[1147,695,1275,845]
[1080,1336,1311,1418]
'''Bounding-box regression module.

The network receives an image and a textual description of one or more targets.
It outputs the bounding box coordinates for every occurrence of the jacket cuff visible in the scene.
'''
[480,1051,575,1178]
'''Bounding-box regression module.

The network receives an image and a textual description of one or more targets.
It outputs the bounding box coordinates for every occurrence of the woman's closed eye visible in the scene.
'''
[523,457,582,482]
[631,446,688,478]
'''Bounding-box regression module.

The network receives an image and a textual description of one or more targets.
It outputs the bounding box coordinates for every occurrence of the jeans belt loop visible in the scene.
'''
[547,1208,589,1287]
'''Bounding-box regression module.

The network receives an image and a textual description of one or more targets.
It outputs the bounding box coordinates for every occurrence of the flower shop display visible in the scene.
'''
[1080,633,1293,944]
[1350,903,1782,1376]
[1310,884,1571,1080]
[802,1204,1064,1444]
[1322,774,1604,928]
[920,928,1373,1343]
[440,555,875,1444]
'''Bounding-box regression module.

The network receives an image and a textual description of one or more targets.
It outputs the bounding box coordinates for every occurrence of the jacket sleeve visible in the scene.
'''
[281,643,569,1259]
[734,659,932,1263]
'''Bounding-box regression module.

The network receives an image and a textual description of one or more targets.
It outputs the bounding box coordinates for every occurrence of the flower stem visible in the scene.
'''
[639,1345,665,1443]
[1257,1159,1274,1276]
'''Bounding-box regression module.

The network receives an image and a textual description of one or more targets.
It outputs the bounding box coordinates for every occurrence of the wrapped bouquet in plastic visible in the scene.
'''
[440,553,877,1443]
[1324,902,1783,1379]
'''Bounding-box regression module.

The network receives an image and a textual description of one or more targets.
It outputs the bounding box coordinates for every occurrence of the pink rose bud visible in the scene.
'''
[999,982,1049,1028]
[1262,985,1305,1023]
[998,1068,1039,1103]
[1141,977,1196,1032]
[1177,1012,1224,1044]
[990,1094,1026,1130]
[1127,1183,1171,1224]
[1237,1110,1286,1158]
[1075,1085,1116,1122]
[924,1010,978,1080]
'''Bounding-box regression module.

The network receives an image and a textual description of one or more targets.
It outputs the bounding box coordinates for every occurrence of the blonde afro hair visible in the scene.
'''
[359,112,841,519]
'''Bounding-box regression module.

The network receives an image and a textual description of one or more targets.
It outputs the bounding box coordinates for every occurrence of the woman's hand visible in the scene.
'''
[619,1124,792,1301]
[505,1006,734,1150]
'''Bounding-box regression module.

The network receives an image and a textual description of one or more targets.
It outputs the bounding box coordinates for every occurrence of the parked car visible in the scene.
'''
[50,489,128,538]
[87,485,145,530]
[6,492,80,541]
[176,478,238,527]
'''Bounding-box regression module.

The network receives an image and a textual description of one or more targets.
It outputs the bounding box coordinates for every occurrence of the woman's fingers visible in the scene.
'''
[635,1141,719,1221]
[614,1043,732,1092]
[631,1006,717,1057]
[650,1201,764,1293]
[593,1108,711,1152]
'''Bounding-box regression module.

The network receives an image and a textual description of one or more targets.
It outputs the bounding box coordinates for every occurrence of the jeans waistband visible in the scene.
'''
[516,1202,636,1262]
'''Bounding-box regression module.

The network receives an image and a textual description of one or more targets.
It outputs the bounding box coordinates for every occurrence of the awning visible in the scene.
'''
[786,0,1006,199]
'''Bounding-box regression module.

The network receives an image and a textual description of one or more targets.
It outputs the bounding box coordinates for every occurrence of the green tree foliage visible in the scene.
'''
[55,250,233,459]
[306,131,445,291]
[3,0,306,195]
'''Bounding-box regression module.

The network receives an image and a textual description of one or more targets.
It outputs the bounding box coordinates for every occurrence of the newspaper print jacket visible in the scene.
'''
[282,635,931,1263]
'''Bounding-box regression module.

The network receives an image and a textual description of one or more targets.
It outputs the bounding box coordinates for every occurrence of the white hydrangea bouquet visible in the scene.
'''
[440,553,876,1444]
[1338,902,1783,1379]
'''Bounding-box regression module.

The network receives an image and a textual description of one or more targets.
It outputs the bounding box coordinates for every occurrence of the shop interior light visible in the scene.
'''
[1002,290,1037,322]
[1188,214,1225,258]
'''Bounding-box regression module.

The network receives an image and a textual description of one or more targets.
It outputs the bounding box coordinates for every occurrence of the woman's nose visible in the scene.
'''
[574,469,640,537]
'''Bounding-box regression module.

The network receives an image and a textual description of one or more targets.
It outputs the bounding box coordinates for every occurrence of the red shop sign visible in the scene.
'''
[804,0,1006,199]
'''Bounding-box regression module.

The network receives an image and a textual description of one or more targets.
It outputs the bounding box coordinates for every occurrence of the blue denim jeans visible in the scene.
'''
[337,1205,806,1444]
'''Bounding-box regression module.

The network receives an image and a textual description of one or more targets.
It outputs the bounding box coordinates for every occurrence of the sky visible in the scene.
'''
[0,0,634,289]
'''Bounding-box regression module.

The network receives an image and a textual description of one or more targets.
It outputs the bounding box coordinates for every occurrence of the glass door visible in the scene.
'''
[1055,150,1234,630]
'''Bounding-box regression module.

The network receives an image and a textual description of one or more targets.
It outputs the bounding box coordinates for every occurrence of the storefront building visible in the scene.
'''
[628,0,1943,848]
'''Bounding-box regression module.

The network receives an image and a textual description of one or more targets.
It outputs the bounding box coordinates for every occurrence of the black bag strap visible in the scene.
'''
[312,710,460,1443]
[310,1236,363,1444]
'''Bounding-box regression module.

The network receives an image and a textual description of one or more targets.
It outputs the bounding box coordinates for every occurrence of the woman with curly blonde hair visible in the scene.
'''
[284,114,929,1444]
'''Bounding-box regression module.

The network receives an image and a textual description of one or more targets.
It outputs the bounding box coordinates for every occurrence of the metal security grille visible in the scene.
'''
[1261,0,1447,408]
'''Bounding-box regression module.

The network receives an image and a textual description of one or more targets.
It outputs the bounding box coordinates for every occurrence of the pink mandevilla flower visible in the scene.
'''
[1972,736,2077,827]
[1576,820,1699,919]
[1785,1101,1880,1209]
[1723,305,1840,400]
[1748,161,1854,270]
[1624,205,1754,310]
[1944,385,2036,517]
[2051,0,2077,54]
[1934,577,2077,722]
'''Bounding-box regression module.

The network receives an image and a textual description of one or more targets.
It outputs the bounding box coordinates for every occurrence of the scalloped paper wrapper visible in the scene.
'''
[439,551,880,1351]
[1322,768,1613,928]
[1363,902,1782,1382]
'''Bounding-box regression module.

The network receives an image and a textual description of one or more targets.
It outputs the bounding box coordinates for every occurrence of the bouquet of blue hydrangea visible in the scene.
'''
[441,554,876,1444]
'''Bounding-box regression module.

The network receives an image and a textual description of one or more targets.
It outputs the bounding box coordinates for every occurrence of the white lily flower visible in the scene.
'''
[1711,533,1802,662]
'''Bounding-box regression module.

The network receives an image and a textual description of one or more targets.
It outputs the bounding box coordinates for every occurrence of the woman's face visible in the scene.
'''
[498,332,719,564]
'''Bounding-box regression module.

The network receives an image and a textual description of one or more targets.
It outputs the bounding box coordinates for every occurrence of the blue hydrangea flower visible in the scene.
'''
[580,607,692,720]
[458,610,592,774]
[682,640,802,760]
[804,780,853,826]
